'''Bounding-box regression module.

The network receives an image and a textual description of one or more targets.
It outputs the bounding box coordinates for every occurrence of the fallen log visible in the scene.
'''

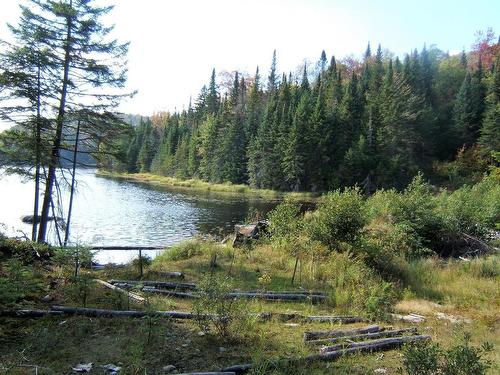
[306,315,363,323]
[237,290,326,296]
[177,373,236,375]
[227,292,325,303]
[222,334,430,374]
[51,306,211,319]
[319,331,419,353]
[256,312,363,323]
[94,279,145,303]
[142,287,197,299]
[152,271,185,279]
[109,279,197,291]
[304,325,382,341]
[310,334,431,361]
[308,327,417,346]
[0,309,64,318]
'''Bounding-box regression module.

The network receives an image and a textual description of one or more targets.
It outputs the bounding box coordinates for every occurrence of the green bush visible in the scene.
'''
[401,334,493,375]
[268,198,303,243]
[0,258,44,306]
[193,274,246,339]
[308,187,366,250]
[0,237,53,264]
[402,341,441,375]
[318,252,395,320]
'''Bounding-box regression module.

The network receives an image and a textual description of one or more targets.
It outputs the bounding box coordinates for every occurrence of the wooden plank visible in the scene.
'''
[94,279,145,303]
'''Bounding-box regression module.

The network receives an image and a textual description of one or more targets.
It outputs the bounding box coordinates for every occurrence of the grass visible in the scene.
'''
[1,238,498,374]
[96,170,318,201]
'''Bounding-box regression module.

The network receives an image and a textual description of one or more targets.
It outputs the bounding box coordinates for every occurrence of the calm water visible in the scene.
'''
[0,169,278,263]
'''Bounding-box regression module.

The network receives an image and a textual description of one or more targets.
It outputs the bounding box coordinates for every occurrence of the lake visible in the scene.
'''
[0,169,278,263]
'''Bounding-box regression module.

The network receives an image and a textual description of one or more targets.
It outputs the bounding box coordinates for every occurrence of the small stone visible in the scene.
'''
[197,331,206,336]
[41,294,53,302]
[218,346,226,353]
[181,343,189,347]
[374,369,387,374]
[162,365,176,373]
[284,323,300,327]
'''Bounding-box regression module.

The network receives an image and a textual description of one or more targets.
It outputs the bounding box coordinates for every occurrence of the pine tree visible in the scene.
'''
[267,50,279,93]
[479,55,500,155]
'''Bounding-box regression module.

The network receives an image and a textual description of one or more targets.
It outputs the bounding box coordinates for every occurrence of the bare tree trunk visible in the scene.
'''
[38,3,73,243]
[64,119,80,246]
[32,63,41,241]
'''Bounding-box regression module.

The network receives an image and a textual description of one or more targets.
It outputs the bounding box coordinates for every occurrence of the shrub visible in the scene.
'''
[317,252,395,320]
[401,340,441,375]
[193,274,245,339]
[0,258,44,306]
[401,334,493,375]
[155,239,225,262]
[267,198,303,243]
[308,187,366,250]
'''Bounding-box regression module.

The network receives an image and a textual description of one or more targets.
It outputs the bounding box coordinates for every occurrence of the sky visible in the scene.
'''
[0,0,499,119]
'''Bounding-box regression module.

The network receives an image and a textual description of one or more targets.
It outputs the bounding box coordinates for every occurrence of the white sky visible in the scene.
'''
[0,0,499,120]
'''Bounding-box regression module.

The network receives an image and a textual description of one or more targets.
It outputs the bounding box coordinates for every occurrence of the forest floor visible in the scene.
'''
[96,171,318,201]
[0,241,498,374]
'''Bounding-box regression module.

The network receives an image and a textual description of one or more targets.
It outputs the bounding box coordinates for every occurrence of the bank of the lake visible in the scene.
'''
[96,171,319,201]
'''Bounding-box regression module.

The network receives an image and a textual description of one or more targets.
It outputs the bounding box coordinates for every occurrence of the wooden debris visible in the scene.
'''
[151,271,185,279]
[304,325,382,341]
[309,334,431,361]
[109,279,197,291]
[319,331,419,354]
[51,306,211,319]
[142,287,197,299]
[308,328,417,346]
[94,279,145,303]
[227,292,325,303]
[222,334,430,374]
[0,309,64,318]
[256,312,363,323]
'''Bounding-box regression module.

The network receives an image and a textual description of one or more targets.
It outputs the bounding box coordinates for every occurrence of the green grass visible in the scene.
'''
[1,238,498,374]
[96,171,317,201]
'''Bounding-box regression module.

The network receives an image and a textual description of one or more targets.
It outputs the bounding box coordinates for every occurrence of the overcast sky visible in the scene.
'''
[0,0,499,119]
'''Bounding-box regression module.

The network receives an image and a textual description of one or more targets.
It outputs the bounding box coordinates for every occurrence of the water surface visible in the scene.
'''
[0,169,278,263]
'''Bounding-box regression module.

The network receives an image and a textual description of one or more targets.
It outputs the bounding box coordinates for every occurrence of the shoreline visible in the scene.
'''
[96,171,319,201]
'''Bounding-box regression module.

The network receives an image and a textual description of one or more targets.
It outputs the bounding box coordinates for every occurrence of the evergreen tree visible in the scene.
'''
[479,55,500,155]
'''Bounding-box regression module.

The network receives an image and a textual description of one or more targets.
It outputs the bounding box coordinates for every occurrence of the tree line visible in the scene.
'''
[114,33,499,192]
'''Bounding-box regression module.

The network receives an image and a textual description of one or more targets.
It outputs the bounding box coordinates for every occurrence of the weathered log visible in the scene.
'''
[50,306,211,319]
[0,309,64,318]
[177,373,236,375]
[304,325,381,341]
[221,364,254,374]
[142,287,197,299]
[310,334,431,361]
[94,279,146,303]
[256,312,363,323]
[236,290,326,296]
[152,271,185,279]
[306,315,363,323]
[308,327,417,346]
[222,334,430,374]
[109,279,197,291]
[319,330,419,353]
[227,292,325,303]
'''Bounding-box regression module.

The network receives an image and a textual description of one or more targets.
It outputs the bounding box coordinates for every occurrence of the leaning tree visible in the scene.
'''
[0,0,133,243]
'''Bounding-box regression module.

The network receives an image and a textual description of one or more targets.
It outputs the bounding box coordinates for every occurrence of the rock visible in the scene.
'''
[72,363,93,373]
[374,369,387,374]
[391,313,425,323]
[100,364,121,374]
[435,312,472,324]
[197,331,206,336]
[163,365,176,373]
[284,323,300,327]
[41,294,53,302]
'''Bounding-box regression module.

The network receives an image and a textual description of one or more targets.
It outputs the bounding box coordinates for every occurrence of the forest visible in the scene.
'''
[109,31,500,193]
